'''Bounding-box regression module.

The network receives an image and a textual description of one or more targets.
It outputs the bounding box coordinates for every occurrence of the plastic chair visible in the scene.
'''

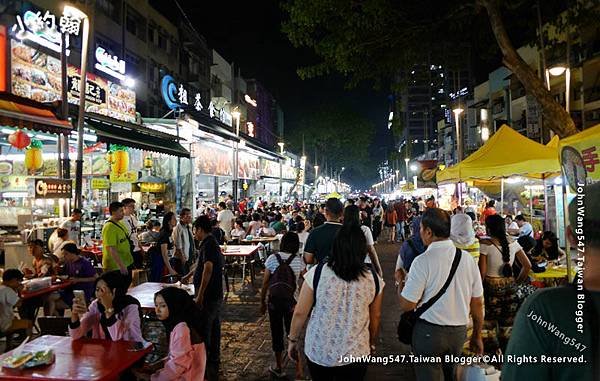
[37,317,70,336]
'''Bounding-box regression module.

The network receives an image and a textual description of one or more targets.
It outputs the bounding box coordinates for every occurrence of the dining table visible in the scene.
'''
[530,264,576,286]
[127,282,195,312]
[20,280,74,301]
[0,335,152,380]
[221,245,260,288]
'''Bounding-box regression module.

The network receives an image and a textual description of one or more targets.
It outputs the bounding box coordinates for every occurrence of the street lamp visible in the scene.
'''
[453,107,464,163]
[404,158,409,180]
[546,64,571,112]
[395,169,399,188]
[277,142,285,200]
[64,5,90,210]
[231,109,241,205]
[300,155,307,200]
[336,166,346,192]
[480,109,490,142]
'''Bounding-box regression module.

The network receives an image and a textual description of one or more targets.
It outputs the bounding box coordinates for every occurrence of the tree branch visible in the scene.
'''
[481,0,577,137]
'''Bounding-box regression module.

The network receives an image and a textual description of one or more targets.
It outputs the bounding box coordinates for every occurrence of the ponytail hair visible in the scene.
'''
[485,214,513,277]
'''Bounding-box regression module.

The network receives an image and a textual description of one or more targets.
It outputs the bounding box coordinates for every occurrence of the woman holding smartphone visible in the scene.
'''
[69,270,143,342]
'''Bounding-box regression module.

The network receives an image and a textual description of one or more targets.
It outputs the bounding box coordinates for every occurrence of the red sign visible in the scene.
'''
[0,25,6,92]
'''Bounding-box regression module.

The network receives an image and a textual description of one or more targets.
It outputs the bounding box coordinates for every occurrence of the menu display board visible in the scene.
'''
[260,159,297,180]
[10,39,136,123]
[11,39,61,103]
[194,142,233,177]
[238,152,260,180]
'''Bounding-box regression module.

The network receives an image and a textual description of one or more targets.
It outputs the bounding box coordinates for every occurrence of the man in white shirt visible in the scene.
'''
[217,202,235,241]
[513,214,534,238]
[398,208,484,381]
[121,198,143,269]
[60,209,82,244]
[172,208,194,273]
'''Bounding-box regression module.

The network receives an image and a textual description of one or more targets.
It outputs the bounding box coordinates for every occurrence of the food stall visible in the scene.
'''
[4,177,72,269]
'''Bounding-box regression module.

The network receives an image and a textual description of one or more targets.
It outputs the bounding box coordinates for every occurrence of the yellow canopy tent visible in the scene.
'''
[436,125,560,184]
[326,191,342,199]
[546,135,560,149]
[559,123,600,184]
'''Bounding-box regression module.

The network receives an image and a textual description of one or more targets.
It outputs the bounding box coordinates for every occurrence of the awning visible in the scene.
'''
[0,92,72,135]
[436,125,560,184]
[85,115,189,158]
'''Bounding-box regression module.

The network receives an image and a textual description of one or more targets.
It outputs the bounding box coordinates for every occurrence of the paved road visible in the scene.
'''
[219,239,415,380]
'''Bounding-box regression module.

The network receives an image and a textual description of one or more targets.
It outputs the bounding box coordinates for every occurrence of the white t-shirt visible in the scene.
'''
[506,221,519,231]
[297,231,309,253]
[247,221,261,236]
[480,239,522,277]
[361,225,374,264]
[0,285,19,332]
[401,240,483,326]
[217,210,235,238]
[265,252,304,278]
[303,264,384,367]
[60,219,80,243]
[122,215,141,251]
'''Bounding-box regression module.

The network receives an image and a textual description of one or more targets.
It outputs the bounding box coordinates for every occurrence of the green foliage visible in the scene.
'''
[286,102,376,176]
[282,0,597,86]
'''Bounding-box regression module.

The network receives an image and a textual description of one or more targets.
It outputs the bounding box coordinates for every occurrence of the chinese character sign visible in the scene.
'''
[559,124,600,188]
[59,13,81,35]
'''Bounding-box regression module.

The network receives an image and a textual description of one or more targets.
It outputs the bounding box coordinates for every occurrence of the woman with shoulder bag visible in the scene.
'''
[479,215,531,353]
[286,219,384,380]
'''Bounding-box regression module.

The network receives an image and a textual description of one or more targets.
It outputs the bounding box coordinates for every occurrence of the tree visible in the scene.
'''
[286,102,376,178]
[282,0,598,137]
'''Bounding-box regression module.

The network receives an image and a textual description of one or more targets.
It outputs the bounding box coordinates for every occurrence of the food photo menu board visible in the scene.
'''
[10,39,136,123]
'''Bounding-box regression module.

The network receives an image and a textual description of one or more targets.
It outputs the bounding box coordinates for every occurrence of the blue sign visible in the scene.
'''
[161,75,180,110]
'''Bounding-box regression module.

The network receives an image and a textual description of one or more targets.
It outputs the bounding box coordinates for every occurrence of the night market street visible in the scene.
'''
[218,240,414,381]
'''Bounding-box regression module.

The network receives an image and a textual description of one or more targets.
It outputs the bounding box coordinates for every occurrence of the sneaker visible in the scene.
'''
[269,366,287,378]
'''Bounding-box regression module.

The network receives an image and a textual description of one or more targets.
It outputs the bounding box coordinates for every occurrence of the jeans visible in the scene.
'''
[395,222,403,241]
[306,357,367,381]
[412,319,467,381]
[201,299,223,365]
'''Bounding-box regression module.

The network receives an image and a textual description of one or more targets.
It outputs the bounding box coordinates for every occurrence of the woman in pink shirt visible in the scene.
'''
[69,270,143,341]
[151,286,206,381]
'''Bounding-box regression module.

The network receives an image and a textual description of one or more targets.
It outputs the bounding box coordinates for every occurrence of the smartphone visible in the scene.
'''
[73,290,85,306]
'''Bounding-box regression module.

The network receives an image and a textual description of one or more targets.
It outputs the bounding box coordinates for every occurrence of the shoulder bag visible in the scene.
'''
[397,248,461,345]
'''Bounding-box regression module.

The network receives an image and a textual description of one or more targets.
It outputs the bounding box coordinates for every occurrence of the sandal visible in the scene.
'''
[269,366,287,378]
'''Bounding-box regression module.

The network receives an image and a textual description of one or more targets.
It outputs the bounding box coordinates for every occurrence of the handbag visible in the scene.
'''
[397,248,462,345]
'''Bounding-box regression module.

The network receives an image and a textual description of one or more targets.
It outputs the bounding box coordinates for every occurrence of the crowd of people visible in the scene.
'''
[0,184,598,381]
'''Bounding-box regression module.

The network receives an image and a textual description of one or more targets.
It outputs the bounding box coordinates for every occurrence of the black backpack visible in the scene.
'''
[269,253,297,302]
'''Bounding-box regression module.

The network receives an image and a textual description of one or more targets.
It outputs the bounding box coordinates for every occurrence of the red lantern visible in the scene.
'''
[8,129,31,150]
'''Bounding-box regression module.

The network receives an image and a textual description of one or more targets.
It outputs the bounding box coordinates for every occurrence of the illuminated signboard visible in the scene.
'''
[10,39,136,122]
[12,10,70,54]
[94,46,126,80]
[34,178,72,199]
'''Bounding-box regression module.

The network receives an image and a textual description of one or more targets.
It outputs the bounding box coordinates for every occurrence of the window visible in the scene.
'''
[126,5,146,42]
[148,25,157,46]
[96,0,121,20]
[158,32,167,50]
[95,34,121,58]
[125,50,146,81]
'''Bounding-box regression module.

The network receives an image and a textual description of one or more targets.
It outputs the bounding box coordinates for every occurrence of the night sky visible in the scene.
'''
[162,0,391,188]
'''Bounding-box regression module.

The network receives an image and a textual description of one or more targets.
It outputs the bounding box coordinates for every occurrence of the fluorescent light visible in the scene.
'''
[548,66,567,76]
[124,76,135,88]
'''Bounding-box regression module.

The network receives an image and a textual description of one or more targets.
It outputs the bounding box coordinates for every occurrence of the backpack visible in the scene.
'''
[268,253,297,303]
[402,238,425,272]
